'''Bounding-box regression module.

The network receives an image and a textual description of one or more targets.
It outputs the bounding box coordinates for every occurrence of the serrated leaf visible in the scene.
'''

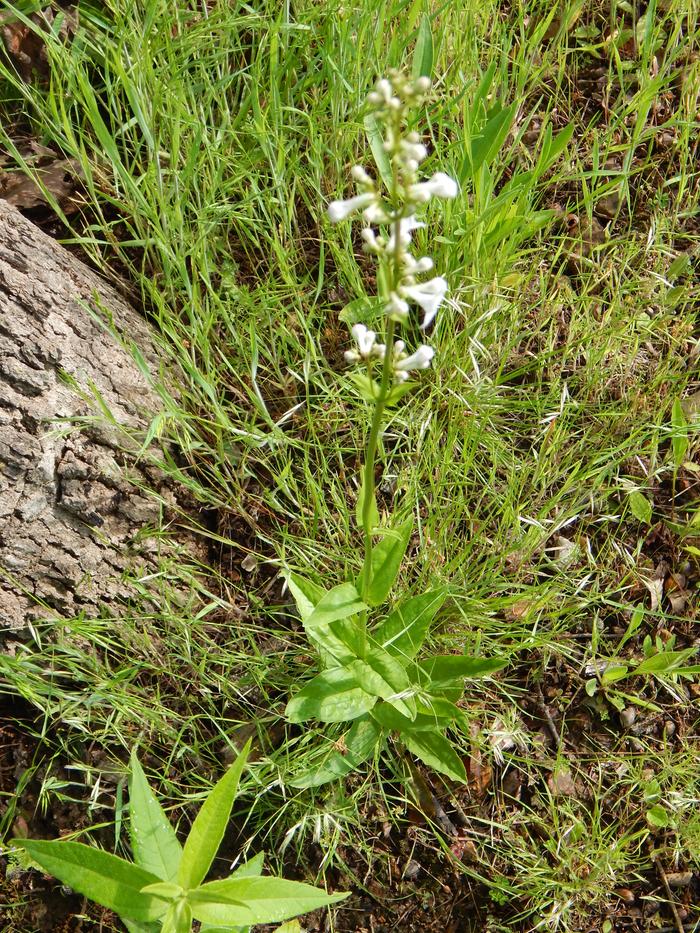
[403,730,467,783]
[13,840,165,922]
[411,14,433,79]
[286,667,376,724]
[128,753,182,883]
[190,876,349,926]
[178,739,252,890]
[359,519,412,607]
[375,589,447,659]
[628,490,652,525]
[286,573,326,622]
[419,655,506,685]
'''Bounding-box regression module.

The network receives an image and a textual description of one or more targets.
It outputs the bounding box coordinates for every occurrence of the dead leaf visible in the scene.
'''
[0,6,78,82]
[0,158,81,212]
[547,766,577,797]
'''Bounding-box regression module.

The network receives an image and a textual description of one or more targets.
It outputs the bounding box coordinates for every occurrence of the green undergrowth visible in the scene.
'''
[1,0,699,930]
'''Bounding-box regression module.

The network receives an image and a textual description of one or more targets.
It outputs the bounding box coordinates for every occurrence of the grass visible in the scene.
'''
[0,0,699,930]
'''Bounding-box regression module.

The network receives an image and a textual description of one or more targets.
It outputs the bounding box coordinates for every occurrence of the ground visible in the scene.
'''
[0,1,699,931]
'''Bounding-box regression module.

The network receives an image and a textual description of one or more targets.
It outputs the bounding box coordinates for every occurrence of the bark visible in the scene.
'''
[0,198,195,631]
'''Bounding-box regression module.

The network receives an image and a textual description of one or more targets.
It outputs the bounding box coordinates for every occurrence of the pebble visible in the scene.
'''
[620,707,636,729]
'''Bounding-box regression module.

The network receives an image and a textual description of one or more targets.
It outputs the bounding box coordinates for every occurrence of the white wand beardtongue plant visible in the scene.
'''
[284,73,505,790]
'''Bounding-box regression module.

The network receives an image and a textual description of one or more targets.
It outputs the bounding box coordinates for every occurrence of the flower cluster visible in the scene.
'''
[328,72,457,384]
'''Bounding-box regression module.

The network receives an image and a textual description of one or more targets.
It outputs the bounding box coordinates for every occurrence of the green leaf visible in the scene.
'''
[460,102,517,181]
[419,655,506,685]
[13,840,165,922]
[403,730,467,784]
[411,14,433,80]
[346,653,416,720]
[628,490,652,525]
[286,667,376,724]
[190,876,349,926]
[634,649,697,675]
[600,665,630,684]
[230,852,265,878]
[646,805,670,828]
[375,589,447,659]
[178,739,252,890]
[276,922,303,933]
[128,753,182,883]
[286,574,326,622]
[304,583,368,664]
[139,881,182,900]
[671,398,688,470]
[356,474,380,532]
[372,703,456,733]
[359,519,413,607]
[338,297,382,326]
[288,717,382,788]
[364,112,393,192]
[346,371,381,403]
[160,900,193,933]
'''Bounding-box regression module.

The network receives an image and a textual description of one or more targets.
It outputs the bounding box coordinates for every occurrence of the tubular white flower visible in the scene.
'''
[328,192,376,223]
[394,344,435,372]
[387,292,410,321]
[363,201,389,224]
[403,254,434,275]
[401,276,448,329]
[360,227,382,254]
[386,215,425,252]
[351,323,377,357]
[409,172,459,203]
[350,165,373,185]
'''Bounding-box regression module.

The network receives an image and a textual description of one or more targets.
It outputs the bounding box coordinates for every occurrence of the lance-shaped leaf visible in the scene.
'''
[375,589,447,659]
[13,839,165,922]
[190,876,349,926]
[358,519,413,607]
[289,717,381,789]
[372,702,456,733]
[286,573,326,621]
[346,648,416,720]
[129,752,182,882]
[286,667,376,724]
[403,730,467,784]
[419,654,506,687]
[178,738,252,890]
[303,583,368,663]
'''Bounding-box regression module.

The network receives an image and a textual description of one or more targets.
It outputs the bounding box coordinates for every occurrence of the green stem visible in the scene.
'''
[360,318,396,599]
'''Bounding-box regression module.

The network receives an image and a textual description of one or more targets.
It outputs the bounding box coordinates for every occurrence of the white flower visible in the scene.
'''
[360,227,382,254]
[351,323,377,357]
[386,292,409,321]
[409,172,459,203]
[350,165,373,185]
[363,201,389,224]
[401,276,448,328]
[328,192,376,223]
[386,216,425,252]
[403,254,434,275]
[394,344,435,379]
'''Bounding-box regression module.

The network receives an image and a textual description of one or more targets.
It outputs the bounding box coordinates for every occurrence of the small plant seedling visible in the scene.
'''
[11,741,347,932]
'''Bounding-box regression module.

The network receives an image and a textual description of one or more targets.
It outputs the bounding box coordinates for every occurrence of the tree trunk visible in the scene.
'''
[0,198,196,631]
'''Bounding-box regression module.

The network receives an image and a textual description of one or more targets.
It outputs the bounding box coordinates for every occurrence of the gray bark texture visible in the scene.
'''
[0,198,194,631]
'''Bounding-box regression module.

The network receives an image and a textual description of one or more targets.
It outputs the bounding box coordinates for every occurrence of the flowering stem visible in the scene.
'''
[360,319,395,598]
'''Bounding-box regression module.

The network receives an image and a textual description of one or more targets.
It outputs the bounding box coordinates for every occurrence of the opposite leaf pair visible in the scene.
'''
[285,568,505,788]
[13,740,346,933]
